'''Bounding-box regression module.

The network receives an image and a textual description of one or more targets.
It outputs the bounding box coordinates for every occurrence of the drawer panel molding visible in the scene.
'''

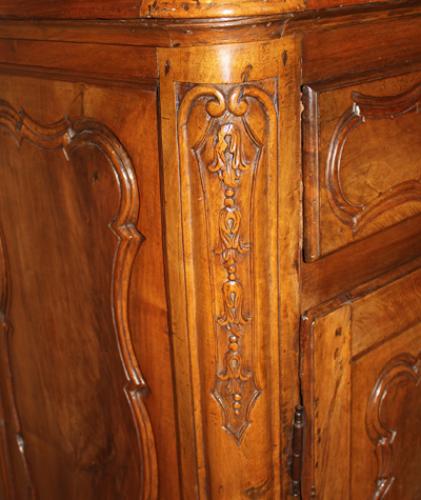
[301,265,421,499]
[303,74,421,260]
[326,83,421,231]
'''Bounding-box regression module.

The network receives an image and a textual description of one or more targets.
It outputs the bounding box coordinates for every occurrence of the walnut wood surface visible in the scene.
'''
[0,2,419,499]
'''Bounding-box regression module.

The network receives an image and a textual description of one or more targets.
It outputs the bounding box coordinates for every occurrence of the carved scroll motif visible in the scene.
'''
[326,83,421,231]
[0,100,158,500]
[366,352,421,499]
[177,82,277,443]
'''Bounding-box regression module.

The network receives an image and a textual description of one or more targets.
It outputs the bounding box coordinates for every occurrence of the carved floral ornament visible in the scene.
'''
[326,83,421,232]
[177,81,277,443]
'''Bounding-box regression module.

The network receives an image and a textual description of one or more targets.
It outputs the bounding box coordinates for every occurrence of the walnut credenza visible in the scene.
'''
[0,1,420,499]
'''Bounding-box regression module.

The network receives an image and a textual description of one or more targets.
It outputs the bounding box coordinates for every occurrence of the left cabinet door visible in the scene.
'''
[0,75,177,500]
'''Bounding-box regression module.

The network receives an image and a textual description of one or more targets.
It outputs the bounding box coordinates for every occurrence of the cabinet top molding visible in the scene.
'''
[0,0,408,20]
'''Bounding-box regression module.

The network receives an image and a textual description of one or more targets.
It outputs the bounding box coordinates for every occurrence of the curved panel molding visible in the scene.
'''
[0,100,158,500]
[326,83,421,232]
[366,352,421,500]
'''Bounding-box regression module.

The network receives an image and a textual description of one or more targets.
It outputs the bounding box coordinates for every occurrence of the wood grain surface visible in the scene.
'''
[0,1,419,498]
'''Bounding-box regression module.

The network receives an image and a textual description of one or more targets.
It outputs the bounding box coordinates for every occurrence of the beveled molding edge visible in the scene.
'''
[0,2,420,47]
[140,0,304,20]
[0,100,158,500]
[140,0,420,20]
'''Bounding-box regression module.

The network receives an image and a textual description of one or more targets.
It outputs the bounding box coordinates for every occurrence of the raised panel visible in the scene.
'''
[303,72,421,260]
[0,75,177,499]
[302,265,421,499]
[158,39,301,499]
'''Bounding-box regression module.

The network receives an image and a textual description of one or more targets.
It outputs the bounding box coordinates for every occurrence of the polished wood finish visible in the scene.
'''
[0,1,419,499]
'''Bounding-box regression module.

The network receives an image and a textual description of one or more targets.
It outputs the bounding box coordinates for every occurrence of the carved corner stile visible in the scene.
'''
[158,38,301,498]
[0,101,158,500]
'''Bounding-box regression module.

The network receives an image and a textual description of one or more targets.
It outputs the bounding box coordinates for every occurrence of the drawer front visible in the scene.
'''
[303,72,421,260]
[301,265,421,499]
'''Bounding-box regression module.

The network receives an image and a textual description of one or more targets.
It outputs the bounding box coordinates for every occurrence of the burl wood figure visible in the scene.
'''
[0,0,419,499]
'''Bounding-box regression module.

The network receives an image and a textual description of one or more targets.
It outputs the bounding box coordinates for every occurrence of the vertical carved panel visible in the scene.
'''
[0,100,158,500]
[159,39,301,499]
[178,83,277,442]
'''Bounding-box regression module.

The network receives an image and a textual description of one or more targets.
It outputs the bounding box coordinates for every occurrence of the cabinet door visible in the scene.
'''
[301,266,421,499]
[0,75,177,499]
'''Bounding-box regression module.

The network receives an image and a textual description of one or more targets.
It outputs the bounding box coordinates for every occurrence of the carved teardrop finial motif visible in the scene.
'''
[179,80,277,444]
[195,90,262,443]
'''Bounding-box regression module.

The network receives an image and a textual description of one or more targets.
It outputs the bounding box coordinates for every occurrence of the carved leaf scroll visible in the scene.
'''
[326,83,421,231]
[177,82,277,443]
[366,352,421,500]
[0,100,158,500]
